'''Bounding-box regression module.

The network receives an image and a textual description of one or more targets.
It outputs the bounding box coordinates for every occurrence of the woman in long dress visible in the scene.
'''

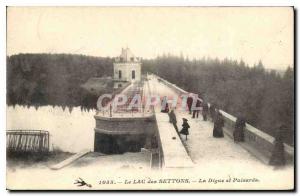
[202,102,209,121]
[213,111,224,138]
[168,109,178,133]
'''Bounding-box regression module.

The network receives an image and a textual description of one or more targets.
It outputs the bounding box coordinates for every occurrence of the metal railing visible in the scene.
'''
[6,130,50,153]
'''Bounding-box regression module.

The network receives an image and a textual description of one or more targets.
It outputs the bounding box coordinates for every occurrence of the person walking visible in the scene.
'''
[180,118,190,140]
[168,108,178,133]
[192,97,201,119]
[202,102,209,121]
[213,110,224,138]
[161,96,169,113]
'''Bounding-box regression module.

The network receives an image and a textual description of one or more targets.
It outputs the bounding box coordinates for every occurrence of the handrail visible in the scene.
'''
[7,130,49,134]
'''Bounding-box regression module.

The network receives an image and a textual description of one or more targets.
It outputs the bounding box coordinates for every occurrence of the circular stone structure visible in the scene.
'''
[94,114,157,154]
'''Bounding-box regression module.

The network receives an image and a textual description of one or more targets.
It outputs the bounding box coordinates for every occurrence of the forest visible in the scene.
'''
[7,53,113,110]
[7,53,294,145]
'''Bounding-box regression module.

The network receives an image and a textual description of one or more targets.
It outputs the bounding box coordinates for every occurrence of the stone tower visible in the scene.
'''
[113,48,141,88]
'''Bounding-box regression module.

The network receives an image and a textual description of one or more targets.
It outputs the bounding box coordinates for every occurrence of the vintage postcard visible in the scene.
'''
[6,7,294,190]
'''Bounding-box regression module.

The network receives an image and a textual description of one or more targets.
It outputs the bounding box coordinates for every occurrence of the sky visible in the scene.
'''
[7,7,294,69]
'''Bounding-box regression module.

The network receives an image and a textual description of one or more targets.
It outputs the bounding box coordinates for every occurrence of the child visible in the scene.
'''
[180,118,190,140]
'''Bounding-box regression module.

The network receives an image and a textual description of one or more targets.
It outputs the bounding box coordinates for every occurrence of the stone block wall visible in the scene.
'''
[94,115,157,154]
[220,110,294,163]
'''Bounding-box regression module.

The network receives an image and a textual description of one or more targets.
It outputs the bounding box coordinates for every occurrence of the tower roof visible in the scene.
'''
[120,48,134,62]
[115,47,140,63]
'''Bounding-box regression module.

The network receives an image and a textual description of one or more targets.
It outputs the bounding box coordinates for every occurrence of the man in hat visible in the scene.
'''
[187,94,194,114]
[161,96,169,113]
[202,102,209,121]
[180,118,190,140]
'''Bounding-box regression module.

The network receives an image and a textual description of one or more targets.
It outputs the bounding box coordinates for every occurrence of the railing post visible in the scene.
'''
[109,104,112,117]
[47,132,49,152]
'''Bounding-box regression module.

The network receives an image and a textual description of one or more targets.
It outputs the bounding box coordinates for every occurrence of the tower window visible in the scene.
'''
[132,70,135,79]
[119,70,122,79]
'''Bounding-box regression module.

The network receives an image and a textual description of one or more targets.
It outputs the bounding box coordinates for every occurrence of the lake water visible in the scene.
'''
[6,105,96,153]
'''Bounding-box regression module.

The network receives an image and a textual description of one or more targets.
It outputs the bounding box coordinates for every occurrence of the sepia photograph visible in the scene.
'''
[6,6,294,190]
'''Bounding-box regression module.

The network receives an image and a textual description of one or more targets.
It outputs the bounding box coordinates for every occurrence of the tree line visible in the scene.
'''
[7,53,113,110]
[142,55,294,145]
